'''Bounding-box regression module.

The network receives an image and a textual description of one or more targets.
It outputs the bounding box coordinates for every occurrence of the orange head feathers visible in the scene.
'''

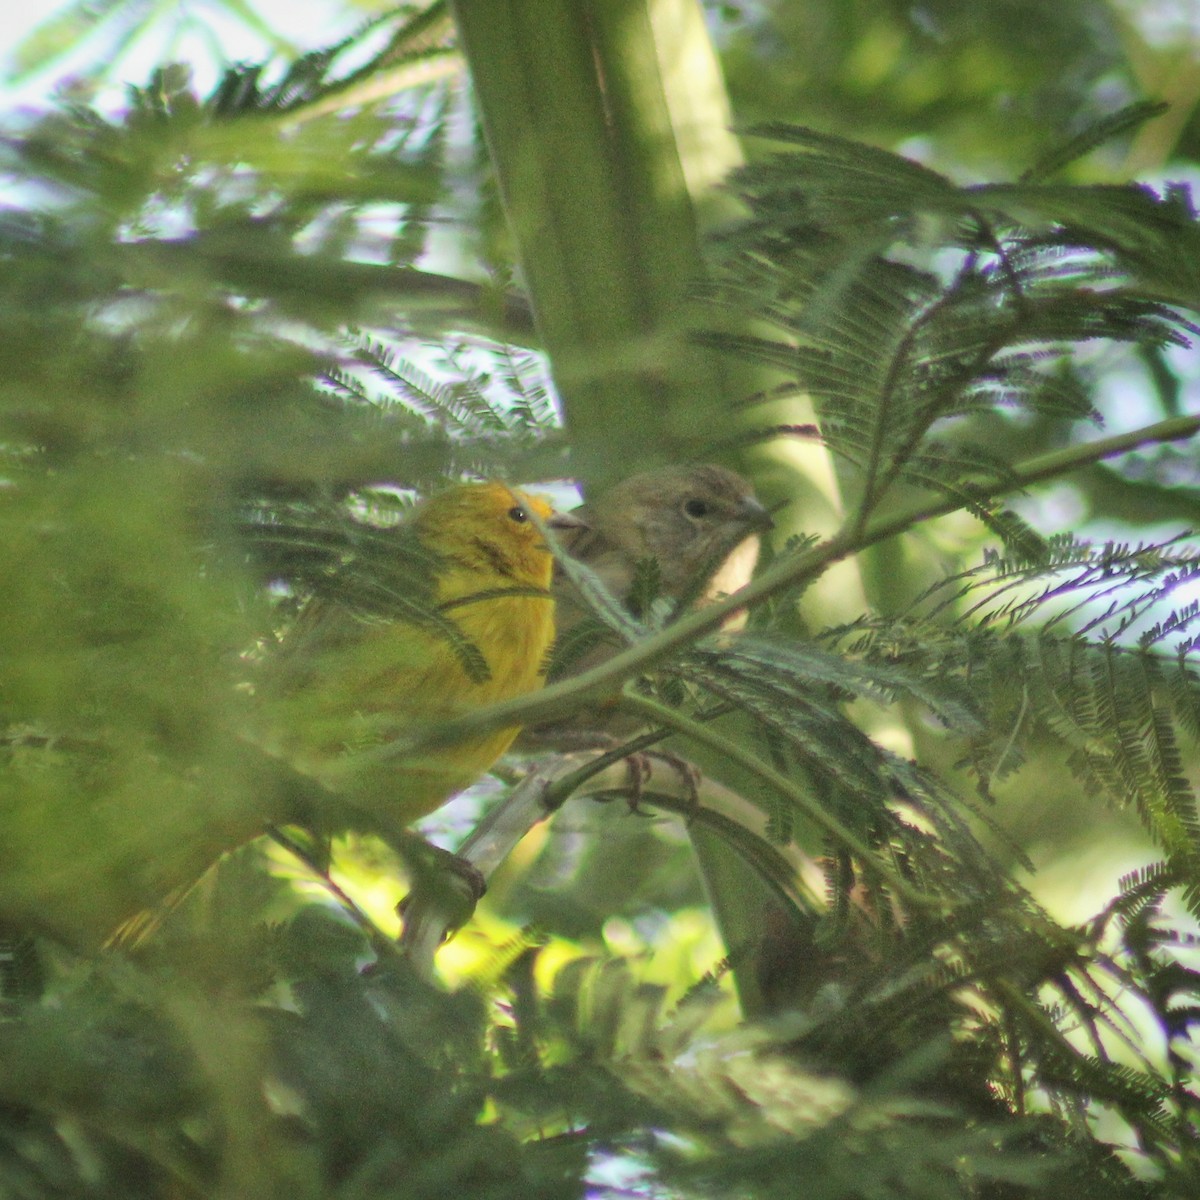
[412,481,565,593]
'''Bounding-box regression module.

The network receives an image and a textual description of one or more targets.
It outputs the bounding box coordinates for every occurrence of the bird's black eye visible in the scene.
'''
[683,498,710,519]
[507,505,528,523]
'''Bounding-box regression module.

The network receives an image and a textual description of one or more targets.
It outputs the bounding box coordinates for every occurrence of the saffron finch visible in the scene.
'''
[0,482,572,948]
[266,480,577,824]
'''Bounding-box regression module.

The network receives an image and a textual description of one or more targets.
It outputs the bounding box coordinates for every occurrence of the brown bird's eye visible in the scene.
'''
[507,505,528,523]
[683,498,710,519]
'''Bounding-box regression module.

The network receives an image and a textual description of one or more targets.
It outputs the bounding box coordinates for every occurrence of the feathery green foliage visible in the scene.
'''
[702,117,1199,548]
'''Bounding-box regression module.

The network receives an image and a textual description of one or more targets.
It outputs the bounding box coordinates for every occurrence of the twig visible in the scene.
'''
[354,414,1200,760]
[398,750,819,971]
[398,757,581,977]
[268,827,406,966]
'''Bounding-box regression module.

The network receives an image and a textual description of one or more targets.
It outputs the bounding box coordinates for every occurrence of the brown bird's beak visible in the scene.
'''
[739,496,775,533]
[547,510,589,532]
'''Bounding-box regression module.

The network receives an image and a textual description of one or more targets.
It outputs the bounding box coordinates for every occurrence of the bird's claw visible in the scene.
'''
[642,749,702,821]
[620,751,654,815]
[595,748,701,818]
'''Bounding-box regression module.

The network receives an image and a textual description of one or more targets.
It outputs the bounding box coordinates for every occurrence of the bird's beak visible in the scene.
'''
[547,510,589,532]
[739,496,775,533]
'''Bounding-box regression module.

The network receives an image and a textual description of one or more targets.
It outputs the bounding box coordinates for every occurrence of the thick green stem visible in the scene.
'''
[449,0,744,486]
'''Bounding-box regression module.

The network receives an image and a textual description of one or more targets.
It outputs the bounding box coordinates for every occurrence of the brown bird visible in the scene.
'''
[527,464,772,746]
[551,464,773,674]
[558,464,769,610]
[540,466,801,1021]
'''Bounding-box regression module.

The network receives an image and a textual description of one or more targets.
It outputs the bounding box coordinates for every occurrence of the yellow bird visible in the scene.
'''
[0,481,575,949]
[265,480,577,825]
